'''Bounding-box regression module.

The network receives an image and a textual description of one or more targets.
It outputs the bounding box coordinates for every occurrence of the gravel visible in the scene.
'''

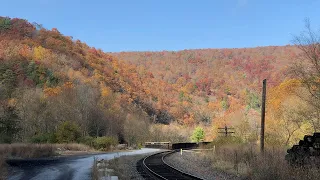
[105,153,152,180]
[164,150,242,180]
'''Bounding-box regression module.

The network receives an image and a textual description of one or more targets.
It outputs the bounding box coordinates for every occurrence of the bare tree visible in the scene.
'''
[291,19,320,130]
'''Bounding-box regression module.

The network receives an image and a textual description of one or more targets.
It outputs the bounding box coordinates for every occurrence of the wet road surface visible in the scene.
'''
[8,148,160,180]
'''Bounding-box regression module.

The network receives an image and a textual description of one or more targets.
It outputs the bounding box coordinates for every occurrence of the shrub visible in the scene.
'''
[93,136,118,150]
[30,133,57,143]
[77,136,95,147]
[191,126,205,143]
[212,136,244,146]
[55,121,81,143]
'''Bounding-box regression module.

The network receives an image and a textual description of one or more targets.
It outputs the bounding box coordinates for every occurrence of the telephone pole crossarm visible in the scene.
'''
[218,126,235,136]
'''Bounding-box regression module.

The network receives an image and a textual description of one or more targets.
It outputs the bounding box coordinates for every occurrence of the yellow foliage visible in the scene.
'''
[265,79,314,146]
[268,79,301,111]
[33,46,48,61]
[7,98,17,107]
[112,60,119,71]
[184,82,195,94]
[93,70,104,81]
[100,86,111,97]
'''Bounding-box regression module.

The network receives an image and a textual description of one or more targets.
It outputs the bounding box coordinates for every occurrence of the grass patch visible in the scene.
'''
[201,144,320,180]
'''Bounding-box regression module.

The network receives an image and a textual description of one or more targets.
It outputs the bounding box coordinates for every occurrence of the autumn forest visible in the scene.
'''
[0,16,319,148]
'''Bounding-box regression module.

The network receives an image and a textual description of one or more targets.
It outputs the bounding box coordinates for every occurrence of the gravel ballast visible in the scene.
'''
[164,150,241,180]
[104,153,151,180]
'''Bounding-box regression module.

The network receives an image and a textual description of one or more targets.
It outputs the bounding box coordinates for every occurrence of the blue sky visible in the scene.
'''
[2,0,320,52]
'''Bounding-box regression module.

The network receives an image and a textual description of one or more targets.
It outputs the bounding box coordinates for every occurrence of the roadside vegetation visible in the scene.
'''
[197,141,320,180]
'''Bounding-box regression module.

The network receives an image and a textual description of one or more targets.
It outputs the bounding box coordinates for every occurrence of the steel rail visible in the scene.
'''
[142,150,205,180]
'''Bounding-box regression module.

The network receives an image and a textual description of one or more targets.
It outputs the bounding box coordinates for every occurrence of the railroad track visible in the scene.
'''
[137,151,205,180]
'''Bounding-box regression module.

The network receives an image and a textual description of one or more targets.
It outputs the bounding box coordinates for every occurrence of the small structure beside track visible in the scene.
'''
[171,142,211,150]
[144,142,171,149]
[144,141,212,150]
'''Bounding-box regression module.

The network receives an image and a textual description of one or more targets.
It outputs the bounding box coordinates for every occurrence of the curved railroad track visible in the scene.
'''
[137,151,205,180]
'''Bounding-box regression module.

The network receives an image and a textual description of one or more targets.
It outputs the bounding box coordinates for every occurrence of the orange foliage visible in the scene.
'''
[19,44,32,59]
[43,87,62,97]
[100,86,111,97]
[63,82,74,89]
[268,79,301,111]
[0,16,304,127]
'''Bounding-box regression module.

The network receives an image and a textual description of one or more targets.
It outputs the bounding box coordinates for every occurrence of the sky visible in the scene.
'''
[2,0,320,52]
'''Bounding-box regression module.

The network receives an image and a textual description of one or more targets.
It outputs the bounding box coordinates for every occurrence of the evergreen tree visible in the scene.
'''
[0,105,21,143]
[1,69,16,98]
[191,126,205,143]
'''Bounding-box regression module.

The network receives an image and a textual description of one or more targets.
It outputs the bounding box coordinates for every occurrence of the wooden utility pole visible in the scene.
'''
[218,125,235,137]
[260,79,267,153]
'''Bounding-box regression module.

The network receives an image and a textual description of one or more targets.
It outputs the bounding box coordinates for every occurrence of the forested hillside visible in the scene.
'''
[0,16,158,145]
[112,46,298,125]
[0,16,318,146]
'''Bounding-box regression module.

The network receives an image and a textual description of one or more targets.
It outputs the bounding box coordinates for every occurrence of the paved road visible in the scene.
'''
[8,148,160,180]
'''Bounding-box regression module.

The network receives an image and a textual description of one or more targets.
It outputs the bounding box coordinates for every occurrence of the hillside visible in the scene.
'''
[111,46,299,125]
[1,16,312,146]
[0,17,159,144]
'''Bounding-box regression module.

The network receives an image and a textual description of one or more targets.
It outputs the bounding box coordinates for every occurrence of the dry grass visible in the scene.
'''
[0,157,7,180]
[54,143,94,152]
[202,144,320,180]
[0,143,56,159]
